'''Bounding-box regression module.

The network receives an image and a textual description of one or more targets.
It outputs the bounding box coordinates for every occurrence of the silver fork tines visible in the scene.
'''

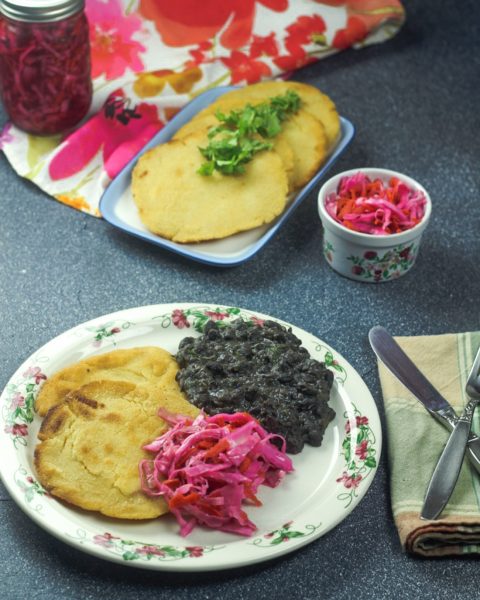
[421,343,480,520]
[466,346,480,401]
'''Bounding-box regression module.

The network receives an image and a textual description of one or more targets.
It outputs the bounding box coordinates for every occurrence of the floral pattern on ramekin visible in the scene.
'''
[347,243,418,282]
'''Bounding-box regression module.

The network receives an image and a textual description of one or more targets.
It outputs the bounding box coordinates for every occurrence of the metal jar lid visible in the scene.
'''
[0,0,85,22]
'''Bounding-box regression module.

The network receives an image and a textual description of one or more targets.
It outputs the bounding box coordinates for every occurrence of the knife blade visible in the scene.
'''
[368,325,480,475]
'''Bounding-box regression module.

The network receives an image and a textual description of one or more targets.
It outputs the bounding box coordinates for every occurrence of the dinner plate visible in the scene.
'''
[99,87,355,267]
[0,303,381,572]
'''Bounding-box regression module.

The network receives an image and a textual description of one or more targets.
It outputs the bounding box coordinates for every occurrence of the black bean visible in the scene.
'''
[175,319,335,454]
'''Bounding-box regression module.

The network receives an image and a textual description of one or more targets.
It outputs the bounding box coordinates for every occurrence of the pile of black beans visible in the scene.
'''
[175,319,335,454]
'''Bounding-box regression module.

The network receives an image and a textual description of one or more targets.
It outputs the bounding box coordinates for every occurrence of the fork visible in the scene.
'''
[421,344,480,520]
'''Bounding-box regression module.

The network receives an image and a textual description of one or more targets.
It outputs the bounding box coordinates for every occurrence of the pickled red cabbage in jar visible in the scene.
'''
[0,10,92,135]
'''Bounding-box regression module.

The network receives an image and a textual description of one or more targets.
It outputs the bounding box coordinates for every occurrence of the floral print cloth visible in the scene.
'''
[0,0,404,216]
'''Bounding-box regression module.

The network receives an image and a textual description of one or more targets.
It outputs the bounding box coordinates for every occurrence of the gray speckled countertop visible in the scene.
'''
[1,1,480,598]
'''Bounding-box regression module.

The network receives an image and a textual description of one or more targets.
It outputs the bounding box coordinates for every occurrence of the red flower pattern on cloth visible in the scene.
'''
[222,51,272,84]
[87,0,146,80]
[139,0,288,49]
[49,92,164,180]
[274,14,327,71]
[316,0,405,49]
[284,14,327,52]
[332,16,368,49]
[249,33,279,59]
[0,0,405,216]
[187,41,214,67]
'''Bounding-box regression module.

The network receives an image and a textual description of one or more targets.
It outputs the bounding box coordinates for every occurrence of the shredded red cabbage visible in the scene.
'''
[139,410,294,537]
[0,12,92,135]
[325,172,427,235]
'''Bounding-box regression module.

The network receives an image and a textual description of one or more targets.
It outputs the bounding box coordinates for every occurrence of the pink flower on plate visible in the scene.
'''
[5,423,28,436]
[86,0,146,80]
[250,316,265,327]
[137,545,165,557]
[22,366,47,385]
[49,90,164,180]
[355,439,369,461]
[10,393,25,409]
[346,415,370,434]
[205,310,229,321]
[93,532,119,547]
[186,546,203,557]
[172,309,190,329]
[336,471,362,489]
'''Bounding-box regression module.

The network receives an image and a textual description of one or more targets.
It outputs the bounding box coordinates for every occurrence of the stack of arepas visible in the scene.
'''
[131,81,340,244]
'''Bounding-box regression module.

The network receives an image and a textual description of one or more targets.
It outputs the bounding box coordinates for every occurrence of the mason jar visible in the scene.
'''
[0,0,92,135]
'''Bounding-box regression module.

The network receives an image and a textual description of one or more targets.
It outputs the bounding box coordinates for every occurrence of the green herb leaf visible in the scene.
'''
[197,91,301,176]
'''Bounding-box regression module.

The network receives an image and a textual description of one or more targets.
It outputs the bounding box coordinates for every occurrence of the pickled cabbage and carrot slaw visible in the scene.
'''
[325,172,427,235]
[139,410,293,537]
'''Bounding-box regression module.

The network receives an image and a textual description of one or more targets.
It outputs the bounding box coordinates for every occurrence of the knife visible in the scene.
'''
[368,325,480,476]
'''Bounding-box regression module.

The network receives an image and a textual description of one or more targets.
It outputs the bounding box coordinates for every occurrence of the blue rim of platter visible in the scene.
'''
[99,86,355,267]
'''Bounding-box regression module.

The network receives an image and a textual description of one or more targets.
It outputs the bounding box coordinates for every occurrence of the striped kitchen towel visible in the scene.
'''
[377,331,480,557]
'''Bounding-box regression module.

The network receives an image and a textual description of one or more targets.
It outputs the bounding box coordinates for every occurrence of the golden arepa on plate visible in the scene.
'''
[34,379,199,519]
[35,346,181,417]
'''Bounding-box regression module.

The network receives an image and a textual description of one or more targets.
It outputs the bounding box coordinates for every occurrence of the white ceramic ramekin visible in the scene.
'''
[318,168,432,283]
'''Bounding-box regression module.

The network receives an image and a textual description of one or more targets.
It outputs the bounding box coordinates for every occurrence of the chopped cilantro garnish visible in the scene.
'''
[197,90,301,176]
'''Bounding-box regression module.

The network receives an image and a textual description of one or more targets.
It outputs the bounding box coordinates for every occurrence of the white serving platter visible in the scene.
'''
[100,87,355,266]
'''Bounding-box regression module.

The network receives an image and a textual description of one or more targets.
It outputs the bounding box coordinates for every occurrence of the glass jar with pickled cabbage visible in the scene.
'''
[0,0,92,135]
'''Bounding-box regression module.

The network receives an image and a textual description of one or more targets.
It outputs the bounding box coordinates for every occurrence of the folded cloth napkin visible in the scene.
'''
[377,331,480,557]
[0,0,405,216]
